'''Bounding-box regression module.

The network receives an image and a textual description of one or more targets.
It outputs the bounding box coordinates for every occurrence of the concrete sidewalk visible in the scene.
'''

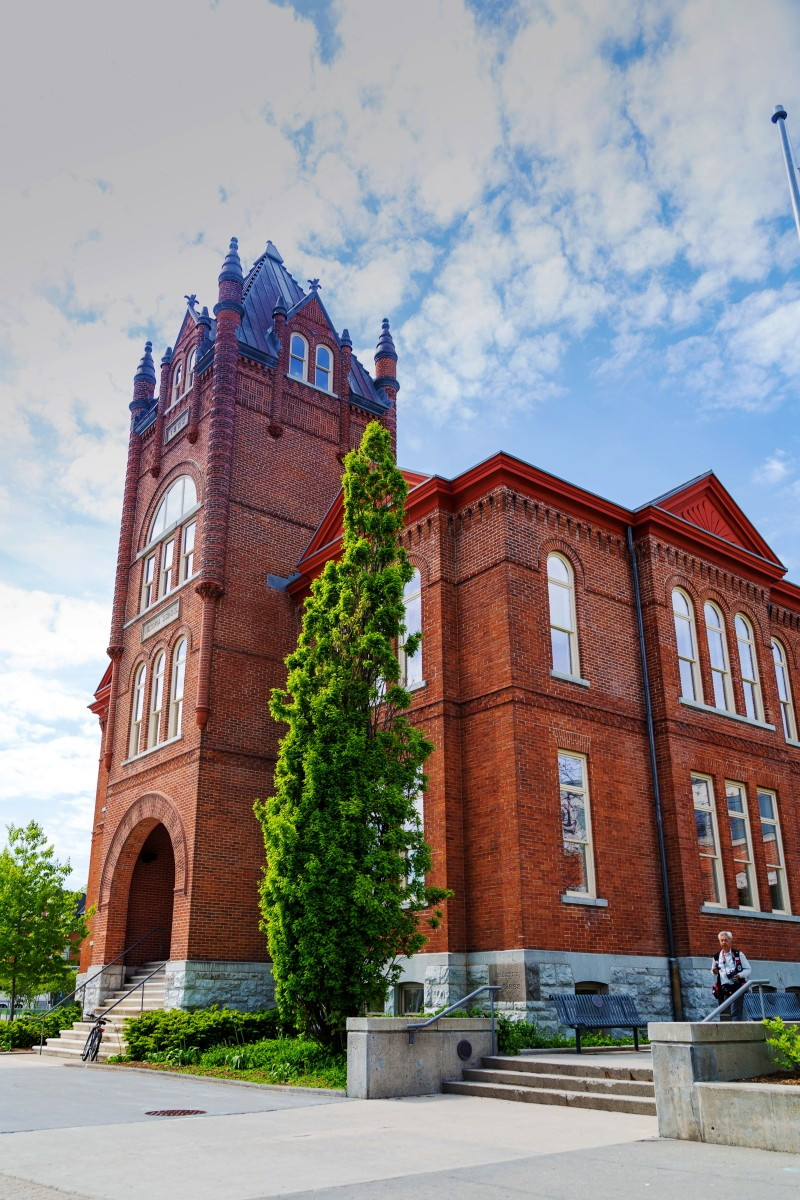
[1,1052,797,1199]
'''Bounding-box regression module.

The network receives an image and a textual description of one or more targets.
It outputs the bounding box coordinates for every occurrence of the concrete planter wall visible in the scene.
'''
[649,1021,800,1154]
[346,1017,493,1099]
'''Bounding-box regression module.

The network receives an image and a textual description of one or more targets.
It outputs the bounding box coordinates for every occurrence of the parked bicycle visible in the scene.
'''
[81,1016,107,1062]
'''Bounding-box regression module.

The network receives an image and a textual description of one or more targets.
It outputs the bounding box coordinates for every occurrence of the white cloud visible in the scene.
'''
[0,584,109,670]
[753,451,792,485]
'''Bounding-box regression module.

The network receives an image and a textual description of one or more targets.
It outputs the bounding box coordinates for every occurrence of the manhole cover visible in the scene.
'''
[145,1109,206,1117]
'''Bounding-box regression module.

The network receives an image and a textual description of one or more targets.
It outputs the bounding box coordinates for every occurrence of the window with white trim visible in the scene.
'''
[400,569,423,688]
[725,781,758,909]
[548,554,579,677]
[185,348,196,392]
[129,664,147,758]
[559,751,595,896]
[315,344,332,391]
[704,602,733,711]
[672,588,701,701]
[141,554,156,610]
[757,788,790,913]
[404,787,425,890]
[691,774,725,905]
[150,476,197,540]
[734,614,763,721]
[170,360,182,406]
[181,522,196,582]
[160,538,175,597]
[148,651,165,747]
[289,333,308,380]
[168,638,187,738]
[772,639,797,741]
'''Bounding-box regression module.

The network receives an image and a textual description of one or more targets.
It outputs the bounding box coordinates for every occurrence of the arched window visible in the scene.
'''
[547,554,579,677]
[672,589,701,702]
[150,476,198,541]
[734,614,763,722]
[129,664,147,758]
[400,570,423,688]
[289,334,308,380]
[169,639,187,738]
[185,349,196,392]
[772,638,797,741]
[171,360,183,406]
[148,652,165,747]
[315,344,332,391]
[704,602,732,711]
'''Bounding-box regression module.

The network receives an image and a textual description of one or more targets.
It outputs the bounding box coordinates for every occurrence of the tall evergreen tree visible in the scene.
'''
[0,822,90,1016]
[255,421,449,1049]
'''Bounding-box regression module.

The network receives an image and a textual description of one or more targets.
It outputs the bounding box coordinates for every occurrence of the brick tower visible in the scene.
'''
[80,239,396,1010]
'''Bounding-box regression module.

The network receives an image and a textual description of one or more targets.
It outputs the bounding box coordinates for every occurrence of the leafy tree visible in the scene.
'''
[0,822,90,1016]
[256,421,450,1050]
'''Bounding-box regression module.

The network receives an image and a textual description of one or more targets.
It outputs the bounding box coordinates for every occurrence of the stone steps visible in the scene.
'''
[38,963,167,1062]
[443,1053,656,1115]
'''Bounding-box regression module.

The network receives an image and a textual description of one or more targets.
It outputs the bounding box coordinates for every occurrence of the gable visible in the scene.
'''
[646,472,783,566]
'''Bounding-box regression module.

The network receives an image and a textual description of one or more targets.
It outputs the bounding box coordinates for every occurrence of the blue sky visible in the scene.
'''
[2,0,800,884]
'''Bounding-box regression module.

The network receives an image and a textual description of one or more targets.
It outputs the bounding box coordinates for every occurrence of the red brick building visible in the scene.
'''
[81,237,800,1023]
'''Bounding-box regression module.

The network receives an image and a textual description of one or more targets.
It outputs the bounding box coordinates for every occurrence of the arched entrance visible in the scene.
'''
[124,823,175,964]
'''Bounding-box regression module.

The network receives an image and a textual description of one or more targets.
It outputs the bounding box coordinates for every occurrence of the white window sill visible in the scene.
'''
[786,738,800,749]
[285,373,338,399]
[125,572,199,628]
[679,697,775,732]
[561,894,608,908]
[121,733,183,767]
[700,904,799,923]
[136,503,202,561]
[550,670,590,688]
[407,678,426,693]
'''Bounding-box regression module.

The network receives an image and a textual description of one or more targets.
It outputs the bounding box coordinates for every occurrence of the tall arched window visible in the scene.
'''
[169,639,187,738]
[150,475,198,540]
[315,344,332,391]
[170,360,183,406]
[289,334,308,380]
[547,554,579,677]
[148,652,165,747]
[400,570,423,688]
[129,664,147,758]
[185,349,196,392]
[672,589,701,702]
[772,638,797,741]
[704,602,732,711]
[735,614,763,722]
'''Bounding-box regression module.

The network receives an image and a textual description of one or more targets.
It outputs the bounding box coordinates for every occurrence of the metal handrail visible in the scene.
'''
[94,962,166,1021]
[702,977,770,1022]
[407,984,503,1053]
[37,925,167,1052]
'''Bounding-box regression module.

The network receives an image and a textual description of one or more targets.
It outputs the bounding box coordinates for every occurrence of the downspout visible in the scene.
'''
[627,525,684,1021]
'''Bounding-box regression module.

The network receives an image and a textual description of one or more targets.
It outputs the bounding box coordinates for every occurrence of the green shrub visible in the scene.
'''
[121,1005,287,1061]
[764,1017,800,1072]
[200,1037,345,1087]
[0,1004,81,1051]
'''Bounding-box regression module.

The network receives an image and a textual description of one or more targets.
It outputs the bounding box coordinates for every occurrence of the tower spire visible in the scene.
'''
[772,105,800,245]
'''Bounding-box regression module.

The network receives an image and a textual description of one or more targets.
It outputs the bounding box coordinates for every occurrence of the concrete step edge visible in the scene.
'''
[442,1080,657,1114]
[482,1056,653,1082]
[464,1068,654,1096]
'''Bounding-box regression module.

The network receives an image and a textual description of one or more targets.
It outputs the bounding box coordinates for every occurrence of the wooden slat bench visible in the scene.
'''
[551,993,646,1053]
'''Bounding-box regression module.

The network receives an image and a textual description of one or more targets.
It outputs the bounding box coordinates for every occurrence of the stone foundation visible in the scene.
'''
[77,964,125,1016]
[163,960,274,1011]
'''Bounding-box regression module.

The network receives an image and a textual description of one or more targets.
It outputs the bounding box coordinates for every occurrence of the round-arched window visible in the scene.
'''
[150,476,197,541]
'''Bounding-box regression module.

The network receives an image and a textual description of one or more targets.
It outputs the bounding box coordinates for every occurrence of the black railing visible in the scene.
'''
[407,984,503,1054]
[38,925,167,1053]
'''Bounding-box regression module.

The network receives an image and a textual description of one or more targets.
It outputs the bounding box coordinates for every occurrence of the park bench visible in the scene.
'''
[742,990,800,1021]
[551,992,646,1053]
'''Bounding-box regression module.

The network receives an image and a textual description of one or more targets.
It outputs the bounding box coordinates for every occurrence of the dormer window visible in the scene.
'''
[315,345,332,391]
[171,361,183,406]
[289,334,308,381]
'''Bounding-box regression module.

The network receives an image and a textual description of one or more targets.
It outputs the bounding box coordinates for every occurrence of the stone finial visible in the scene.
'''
[134,340,157,385]
[308,278,321,292]
[218,236,243,284]
[375,317,397,363]
[340,328,352,349]
[161,345,173,366]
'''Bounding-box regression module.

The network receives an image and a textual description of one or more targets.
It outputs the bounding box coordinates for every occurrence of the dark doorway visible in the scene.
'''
[124,824,175,964]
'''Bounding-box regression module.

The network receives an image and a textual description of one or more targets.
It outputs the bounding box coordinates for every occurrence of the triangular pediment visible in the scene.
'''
[288,291,340,340]
[646,472,783,566]
[172,306,199,352]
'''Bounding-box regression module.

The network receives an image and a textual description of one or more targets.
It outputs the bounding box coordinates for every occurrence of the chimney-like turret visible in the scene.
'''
[150,346,173,478]
[772,105,800,245]
[374,318,398,451]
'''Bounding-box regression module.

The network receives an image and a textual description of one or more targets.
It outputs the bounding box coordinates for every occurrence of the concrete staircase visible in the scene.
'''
[443,1052,656,1115]
[38,962,166,1062]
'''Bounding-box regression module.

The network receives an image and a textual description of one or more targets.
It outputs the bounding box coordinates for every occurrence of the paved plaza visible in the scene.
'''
[1,1053,798,1199]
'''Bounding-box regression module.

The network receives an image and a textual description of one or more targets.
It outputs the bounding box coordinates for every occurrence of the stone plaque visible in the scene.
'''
[165,410,189,443]
[488,962,527,1002]
[141,598,180,641]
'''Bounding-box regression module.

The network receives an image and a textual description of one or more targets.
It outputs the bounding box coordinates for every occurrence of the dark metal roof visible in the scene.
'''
[349,353,387,411]
[240,241,304,359]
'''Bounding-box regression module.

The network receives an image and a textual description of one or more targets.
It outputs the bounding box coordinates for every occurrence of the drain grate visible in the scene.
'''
[145,1109,206,1117]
